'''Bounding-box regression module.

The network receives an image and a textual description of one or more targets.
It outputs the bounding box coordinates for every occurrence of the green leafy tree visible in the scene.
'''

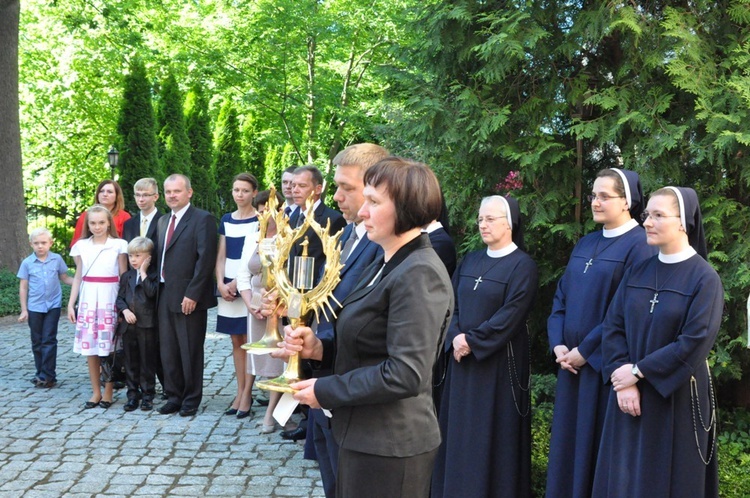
[156,71,192,178]
[185,83,216,214]
[262,144,283,191]
[213,100,243,212]
[117,57,160,214]
[385,0,750,382]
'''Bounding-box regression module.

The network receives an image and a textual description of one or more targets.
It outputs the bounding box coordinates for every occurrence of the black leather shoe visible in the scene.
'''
[84,400,100,409]
[99,400,112,409]
[236,409,251,419]
[179,407,198,417]
[158,402,181,415]
[124,399,139,412]
[141,399,154,411]
[224,407,238,416]
[280,426,307,441]
[255,397,269,407]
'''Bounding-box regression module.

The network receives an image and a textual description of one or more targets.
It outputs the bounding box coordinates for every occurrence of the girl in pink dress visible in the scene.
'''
[67,205,128,409]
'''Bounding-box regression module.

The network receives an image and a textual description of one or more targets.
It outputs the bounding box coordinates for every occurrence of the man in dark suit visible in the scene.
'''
[122,177,163,244]
[122,177,165,392]
[156,174,217,417]
[288,165,347,283]
[294,144,389,498]
[280,166,298,218]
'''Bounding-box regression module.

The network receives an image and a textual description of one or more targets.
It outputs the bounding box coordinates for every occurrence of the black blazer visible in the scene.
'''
[314,234,454,457]
[312,225,382,378]
[155,205,218,313]
[123,211,163,244]
[289,201,347,281]
[116,269,158,329]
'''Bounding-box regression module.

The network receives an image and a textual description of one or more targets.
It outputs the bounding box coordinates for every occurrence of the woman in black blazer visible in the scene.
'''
[283,157,454,497]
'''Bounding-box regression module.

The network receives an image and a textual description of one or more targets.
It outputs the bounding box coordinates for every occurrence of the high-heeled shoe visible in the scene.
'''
[261,423,277,434]
[236,397,253,419]
[224,407,238,416]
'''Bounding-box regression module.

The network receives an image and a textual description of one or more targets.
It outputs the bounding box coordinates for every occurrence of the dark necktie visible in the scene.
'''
[165,214,177,247]
[341,230,359,263]
[161,214,176,280]
[295,213,305,228]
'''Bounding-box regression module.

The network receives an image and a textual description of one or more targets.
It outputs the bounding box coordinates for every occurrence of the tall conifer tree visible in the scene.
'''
[241,114,265,187]
[117,57,160,214]
[213,100,243,212]
[156,71,192,177]
[185,83,216,213]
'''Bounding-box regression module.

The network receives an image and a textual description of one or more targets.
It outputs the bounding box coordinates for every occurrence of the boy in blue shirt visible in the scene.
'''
[17,227,73,387]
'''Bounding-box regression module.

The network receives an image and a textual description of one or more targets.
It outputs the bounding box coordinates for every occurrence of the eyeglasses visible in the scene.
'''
[640,211,681,222]
[134,193,157,199]
[476,216,505,225]
[587,194,624,203]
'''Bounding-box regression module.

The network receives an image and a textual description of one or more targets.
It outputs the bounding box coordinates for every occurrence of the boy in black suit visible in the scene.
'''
[116,237,159,412]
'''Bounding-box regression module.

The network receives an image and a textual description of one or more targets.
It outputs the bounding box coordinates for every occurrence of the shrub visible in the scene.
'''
[718,408,750,497]
[531,373,556,497]
[0,267,71,317]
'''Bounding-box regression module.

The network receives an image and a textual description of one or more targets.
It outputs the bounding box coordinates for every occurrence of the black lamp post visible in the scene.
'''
[107,146,119,179]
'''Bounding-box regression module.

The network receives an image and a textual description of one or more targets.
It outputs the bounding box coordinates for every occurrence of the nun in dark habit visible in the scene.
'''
[431,195,537,498]
[546,168,655,497]
[592,186,723,497]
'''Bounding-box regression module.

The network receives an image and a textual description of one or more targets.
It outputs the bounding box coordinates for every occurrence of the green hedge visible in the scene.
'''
[0,267,71,317]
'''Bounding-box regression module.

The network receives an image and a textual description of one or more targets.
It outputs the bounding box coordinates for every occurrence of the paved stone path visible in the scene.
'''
[0,310,324,497]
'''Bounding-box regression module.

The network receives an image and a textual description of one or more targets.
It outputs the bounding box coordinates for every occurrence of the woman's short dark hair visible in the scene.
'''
[363,157,443,235]
[233,172,259,191]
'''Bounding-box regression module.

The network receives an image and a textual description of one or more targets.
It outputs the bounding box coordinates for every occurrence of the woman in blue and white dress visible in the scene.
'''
[215,173,259,417]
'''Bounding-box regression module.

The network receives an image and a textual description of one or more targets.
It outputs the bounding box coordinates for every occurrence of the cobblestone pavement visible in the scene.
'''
[0,310,324,498]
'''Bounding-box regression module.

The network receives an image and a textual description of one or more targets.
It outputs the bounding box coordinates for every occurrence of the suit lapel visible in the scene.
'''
[166,206,193,250]
[341,257,384,306]
[313,201,326,223]
[146,212,162,241]
[341,233,371,276]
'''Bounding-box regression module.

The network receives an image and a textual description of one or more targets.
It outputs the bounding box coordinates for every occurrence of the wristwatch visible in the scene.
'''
[631,364,644,379]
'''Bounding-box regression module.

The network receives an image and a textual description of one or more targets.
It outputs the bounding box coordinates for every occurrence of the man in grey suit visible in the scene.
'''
[156,174,217,417]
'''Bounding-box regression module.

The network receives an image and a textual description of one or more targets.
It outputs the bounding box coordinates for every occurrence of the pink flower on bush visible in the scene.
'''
[495,170,523,194]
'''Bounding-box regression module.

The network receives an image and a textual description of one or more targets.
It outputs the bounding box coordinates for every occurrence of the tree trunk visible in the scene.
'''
[0,0,28,272]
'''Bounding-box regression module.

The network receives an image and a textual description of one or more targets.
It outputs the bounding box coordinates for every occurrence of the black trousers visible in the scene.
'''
[336,446,438,498]
[157,298,207,410]
[122,324,157,400]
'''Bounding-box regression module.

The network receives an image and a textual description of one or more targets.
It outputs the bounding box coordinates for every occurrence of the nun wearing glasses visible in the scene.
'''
[592,186,723,497]
[431,195,537,498]
[546,169,655,498]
